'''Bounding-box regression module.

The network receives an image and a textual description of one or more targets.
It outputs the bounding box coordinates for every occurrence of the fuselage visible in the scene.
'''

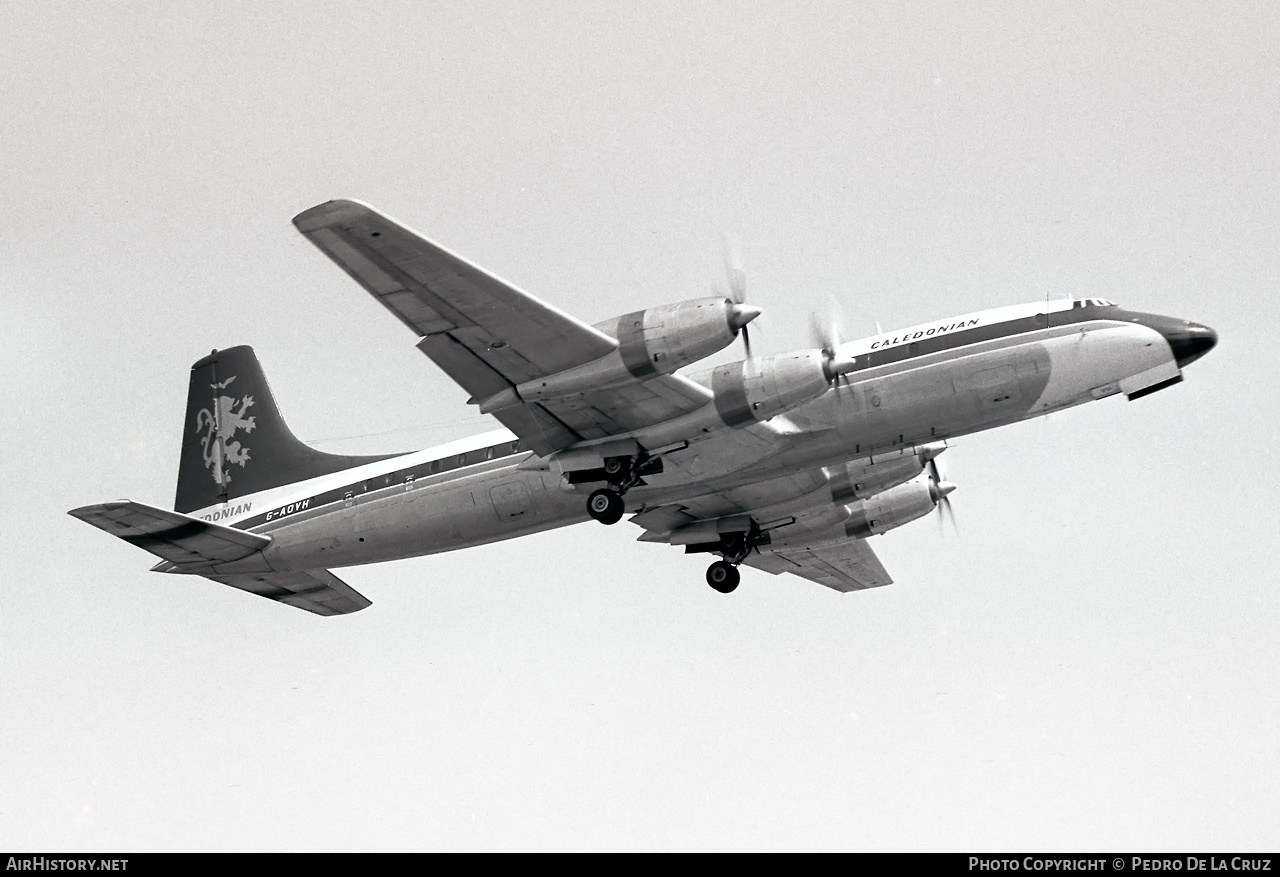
[180,298,1213,576]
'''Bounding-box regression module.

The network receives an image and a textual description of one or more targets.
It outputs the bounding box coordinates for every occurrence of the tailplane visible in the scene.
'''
[175,345,397,513]
[68,500,371,615]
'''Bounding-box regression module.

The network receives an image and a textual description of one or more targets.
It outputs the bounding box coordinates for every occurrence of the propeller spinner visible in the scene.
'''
[809,305,857,385]
[719,243,760,359]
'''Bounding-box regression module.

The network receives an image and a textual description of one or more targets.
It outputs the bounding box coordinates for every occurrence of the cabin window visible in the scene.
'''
[429,460,440,475]
[484,446,495,460]
[458,453,467,466]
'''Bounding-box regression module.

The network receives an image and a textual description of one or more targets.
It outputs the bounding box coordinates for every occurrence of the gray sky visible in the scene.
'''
[2,1,1276,851]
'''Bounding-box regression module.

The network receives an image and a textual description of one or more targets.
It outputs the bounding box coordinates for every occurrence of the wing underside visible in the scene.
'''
[632,479,895,593]
[293,199,712,455]
[743,535,893,592]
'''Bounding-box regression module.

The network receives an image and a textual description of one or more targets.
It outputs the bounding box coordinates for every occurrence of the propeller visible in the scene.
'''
[718,241,760,359]
[809,298,858,429]
[803,301,855,431]
[926,455,959,534]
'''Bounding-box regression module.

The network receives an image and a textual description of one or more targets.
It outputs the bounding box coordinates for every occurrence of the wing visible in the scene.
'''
[293,199,711,455]
[742,533,893,592]
[631,475,894,593]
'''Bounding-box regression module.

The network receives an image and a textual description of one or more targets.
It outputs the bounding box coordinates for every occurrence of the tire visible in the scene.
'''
[586,489,624,525]
[603,455,629,486]
[706,561,740,593]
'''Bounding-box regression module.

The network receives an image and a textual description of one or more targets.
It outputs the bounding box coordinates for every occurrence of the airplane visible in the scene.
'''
[69,199,1218,615]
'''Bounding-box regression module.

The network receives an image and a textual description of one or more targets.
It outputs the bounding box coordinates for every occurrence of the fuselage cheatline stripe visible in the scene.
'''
[227,437,529,531]
[220,304,1116,534]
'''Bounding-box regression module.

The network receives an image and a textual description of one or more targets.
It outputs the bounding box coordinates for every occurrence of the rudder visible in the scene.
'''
[175,346,398,513]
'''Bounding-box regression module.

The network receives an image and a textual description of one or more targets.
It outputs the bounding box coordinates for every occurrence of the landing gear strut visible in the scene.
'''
[577,452,663,526]
[687,521,765,593]
[706,560,740,593]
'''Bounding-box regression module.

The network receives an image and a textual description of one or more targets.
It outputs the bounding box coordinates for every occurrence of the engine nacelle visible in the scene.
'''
[664,468,955,561]
[830,443,946,502]
[630,348,855,448]
[764,471,951,551]
[614,296,759,377]
[478,297,759,412]
[842,471,946,537]
[709,351,833,425]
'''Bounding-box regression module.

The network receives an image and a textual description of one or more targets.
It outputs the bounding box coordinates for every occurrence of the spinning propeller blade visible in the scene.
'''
[717,241,761,360]
[927,457,959,535]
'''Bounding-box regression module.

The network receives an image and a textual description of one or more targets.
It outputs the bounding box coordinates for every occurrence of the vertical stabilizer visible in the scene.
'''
[175,346,398,513]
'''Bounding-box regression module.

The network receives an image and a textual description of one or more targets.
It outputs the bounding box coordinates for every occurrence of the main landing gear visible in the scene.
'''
[586,488,625,525]
[689,523,763,594]
[579,452,663,526]
[705,560,740,593]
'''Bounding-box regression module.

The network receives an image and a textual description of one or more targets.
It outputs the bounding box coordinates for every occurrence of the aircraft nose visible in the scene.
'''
[1166,321,1218,368]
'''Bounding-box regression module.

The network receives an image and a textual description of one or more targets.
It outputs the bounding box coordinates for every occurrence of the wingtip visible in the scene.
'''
[291,198,377,232]
[68,500,131,519]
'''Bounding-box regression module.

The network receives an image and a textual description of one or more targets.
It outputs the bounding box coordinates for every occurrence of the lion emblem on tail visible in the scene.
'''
[196,376,256,485]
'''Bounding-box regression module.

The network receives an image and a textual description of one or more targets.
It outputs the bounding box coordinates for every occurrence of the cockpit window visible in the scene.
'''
[1072,298,1117,308]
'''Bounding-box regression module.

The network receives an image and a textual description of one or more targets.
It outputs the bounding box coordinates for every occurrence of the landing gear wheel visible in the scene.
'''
[706,560,740,593]
[586,489,625,525]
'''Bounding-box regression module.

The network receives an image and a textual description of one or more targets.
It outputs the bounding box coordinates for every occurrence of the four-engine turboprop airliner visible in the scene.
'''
[70,199,1217,615]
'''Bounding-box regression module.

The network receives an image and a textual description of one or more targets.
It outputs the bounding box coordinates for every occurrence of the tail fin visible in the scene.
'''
[175,346,398,513]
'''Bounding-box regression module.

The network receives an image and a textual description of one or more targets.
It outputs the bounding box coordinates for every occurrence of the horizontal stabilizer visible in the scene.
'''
[205,569,371,616]
[69,500,269,567]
